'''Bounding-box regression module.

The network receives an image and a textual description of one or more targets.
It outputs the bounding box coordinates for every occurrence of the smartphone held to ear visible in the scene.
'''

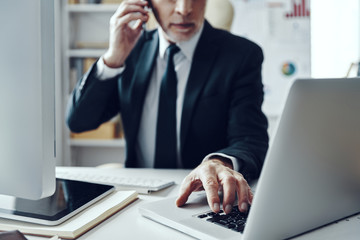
[142,0,151,40]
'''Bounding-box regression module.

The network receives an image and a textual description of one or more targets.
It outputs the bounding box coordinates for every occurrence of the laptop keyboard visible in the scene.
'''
[196,206,250,233]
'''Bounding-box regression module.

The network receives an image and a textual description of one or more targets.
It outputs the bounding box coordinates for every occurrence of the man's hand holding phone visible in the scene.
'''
[103,0,150,68]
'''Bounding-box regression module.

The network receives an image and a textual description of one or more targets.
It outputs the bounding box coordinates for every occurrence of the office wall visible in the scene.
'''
[230,0,311,118]
[230,0,312,138]
[230,0,360,137]
[311,0,360,78]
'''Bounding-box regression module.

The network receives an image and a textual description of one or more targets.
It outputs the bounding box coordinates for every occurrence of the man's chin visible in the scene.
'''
[165,31,196,43]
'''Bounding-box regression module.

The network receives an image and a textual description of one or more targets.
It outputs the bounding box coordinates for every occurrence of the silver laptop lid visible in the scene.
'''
[244,78,360,239]
[139,78,360,240]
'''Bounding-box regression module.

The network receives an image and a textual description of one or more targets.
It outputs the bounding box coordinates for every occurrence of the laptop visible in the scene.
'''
[139,78,360,240]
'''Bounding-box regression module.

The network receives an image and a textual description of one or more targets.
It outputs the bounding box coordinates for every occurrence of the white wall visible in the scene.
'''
[311,0,360,78]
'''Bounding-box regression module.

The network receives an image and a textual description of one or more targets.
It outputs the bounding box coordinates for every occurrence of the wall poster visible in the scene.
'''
[230,0,311,117]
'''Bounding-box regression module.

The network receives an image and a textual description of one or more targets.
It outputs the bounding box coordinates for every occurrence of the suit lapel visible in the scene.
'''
[180,22,220,152]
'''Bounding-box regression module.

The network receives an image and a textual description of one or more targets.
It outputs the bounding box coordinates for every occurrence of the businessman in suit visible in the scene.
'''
[66,0,269,214]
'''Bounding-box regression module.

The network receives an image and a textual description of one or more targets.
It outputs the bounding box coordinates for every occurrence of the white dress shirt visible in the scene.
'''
[95,25,238,171]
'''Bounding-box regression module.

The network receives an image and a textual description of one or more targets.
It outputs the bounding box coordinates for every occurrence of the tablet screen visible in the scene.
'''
[0,178,114,225]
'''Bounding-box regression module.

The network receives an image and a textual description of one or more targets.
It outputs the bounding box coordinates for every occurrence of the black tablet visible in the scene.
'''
[0,178,115,225]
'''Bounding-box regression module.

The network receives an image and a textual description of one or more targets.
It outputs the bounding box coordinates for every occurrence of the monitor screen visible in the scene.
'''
[0,0,56,199]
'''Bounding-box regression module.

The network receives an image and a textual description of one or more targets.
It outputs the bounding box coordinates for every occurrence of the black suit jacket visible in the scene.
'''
[67,21,269,180]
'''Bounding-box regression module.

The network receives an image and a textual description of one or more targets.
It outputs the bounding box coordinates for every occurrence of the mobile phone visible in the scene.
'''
[142,0,151,40]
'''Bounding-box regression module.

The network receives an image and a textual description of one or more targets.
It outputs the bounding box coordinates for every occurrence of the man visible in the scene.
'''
[66,0,269,215]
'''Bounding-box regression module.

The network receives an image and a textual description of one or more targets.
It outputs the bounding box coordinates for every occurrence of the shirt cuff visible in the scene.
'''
[202,153,240,172]
[96,56,125,80]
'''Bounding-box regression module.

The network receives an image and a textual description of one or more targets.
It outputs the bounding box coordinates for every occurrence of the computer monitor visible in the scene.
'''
[0,0,56,200]
[0,1,116,226]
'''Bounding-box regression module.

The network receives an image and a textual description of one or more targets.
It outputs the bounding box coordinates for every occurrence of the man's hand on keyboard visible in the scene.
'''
[175,159,253,215]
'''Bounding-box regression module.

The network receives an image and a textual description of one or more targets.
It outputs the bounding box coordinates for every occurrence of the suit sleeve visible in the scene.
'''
[66,61,121,133]
[218,44,269,180]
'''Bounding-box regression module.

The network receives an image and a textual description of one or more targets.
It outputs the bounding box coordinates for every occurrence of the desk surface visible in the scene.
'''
[25,167,360,240]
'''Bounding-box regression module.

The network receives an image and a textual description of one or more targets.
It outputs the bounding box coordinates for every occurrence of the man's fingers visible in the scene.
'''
[115,0,148,16]
[218,171,236,214]
[124,0,148,6]
[112,12,148,29]
[176,160,252,215]
[176,175,202,207]
[248,188,254,204]
[236,175,250,212]
[116,4,148,19]
[200,174,221,213]
[111,0,149,29]
[105,0,149,65]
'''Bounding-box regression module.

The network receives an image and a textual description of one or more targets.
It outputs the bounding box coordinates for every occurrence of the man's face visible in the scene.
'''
[150,0,207,43]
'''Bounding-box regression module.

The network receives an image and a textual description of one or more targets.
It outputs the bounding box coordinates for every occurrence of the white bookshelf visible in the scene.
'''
[60,1,125,166]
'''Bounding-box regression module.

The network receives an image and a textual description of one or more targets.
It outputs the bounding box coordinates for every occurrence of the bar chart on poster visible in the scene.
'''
[230,0,311,117]
[285,0,310,18]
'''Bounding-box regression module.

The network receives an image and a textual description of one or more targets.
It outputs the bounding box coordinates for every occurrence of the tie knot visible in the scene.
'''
[166,44,180,59]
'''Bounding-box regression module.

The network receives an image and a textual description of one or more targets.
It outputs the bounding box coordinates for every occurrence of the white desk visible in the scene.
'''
[26,167,360,240]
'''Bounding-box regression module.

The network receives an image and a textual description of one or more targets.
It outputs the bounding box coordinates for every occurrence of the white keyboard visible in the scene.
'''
[56,171,175,194]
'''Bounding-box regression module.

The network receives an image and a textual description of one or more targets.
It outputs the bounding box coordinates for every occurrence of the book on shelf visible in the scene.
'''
[73,58,84,84]
[101,0,123,3]
[70,116,124,140]
[69,57,97,94]
[83,58,97,74]
[75,42,109,49]
[0,190,138,239]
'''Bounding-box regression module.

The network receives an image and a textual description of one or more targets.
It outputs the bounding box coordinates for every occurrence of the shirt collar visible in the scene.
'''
[158,23,204,61]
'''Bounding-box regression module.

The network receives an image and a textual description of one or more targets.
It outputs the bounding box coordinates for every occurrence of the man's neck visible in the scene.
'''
[158,23,205,60]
